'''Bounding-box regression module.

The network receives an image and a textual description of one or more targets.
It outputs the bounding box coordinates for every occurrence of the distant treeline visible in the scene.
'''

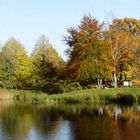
[1,15,140,91]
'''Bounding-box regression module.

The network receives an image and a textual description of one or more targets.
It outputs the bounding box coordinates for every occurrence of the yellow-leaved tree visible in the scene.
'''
[0,38,32,88]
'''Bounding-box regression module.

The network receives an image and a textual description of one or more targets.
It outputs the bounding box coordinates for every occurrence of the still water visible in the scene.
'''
[0,101,140,140]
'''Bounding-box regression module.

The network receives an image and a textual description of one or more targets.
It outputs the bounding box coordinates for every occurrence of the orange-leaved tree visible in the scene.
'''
[104,27,138,87]
[64,15,107,85]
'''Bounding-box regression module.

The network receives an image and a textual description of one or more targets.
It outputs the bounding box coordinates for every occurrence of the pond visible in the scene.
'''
[0,101,140,140]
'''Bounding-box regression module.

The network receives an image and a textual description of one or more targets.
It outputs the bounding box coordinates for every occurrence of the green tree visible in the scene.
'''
[31,35,65,87]
[0,38,32,88]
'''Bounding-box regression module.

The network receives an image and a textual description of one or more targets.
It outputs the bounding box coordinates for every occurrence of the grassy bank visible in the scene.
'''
[0,88,140,104]
[0,89,47,103]
[47,88,140,104]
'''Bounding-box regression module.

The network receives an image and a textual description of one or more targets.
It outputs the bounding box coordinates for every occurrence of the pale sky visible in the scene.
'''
[0,0,140,60]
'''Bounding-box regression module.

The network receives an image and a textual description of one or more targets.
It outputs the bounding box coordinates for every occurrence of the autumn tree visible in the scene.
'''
[0,38,32,88]
[64,15,106,85]
[31,35,65,87]
[111,18,140,80]
[105,26,138,87]
[112,18,140,36]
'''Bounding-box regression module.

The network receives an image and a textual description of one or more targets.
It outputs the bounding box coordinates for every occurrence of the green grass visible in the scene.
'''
[47,88,140,104]
[0,87,140,104]
[0,89,47,103]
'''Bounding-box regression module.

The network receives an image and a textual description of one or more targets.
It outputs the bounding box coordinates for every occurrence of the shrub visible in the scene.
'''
[116,93,136,105]
[60,82,83,93]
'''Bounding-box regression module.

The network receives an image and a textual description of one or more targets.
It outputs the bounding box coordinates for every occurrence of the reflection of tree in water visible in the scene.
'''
[42,104,140,140]
[65,105,140,140]
[0,103,35,140]
[43,104,140,122]
[68,114,140,140]
[104,105,140,122]
[33,103,140,140]
[33,107,63,136]
[69,115,119,140]
[0,102,140,140]
[0,100,13,112]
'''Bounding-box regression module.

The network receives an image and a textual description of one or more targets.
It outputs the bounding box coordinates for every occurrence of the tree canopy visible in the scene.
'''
[64,15,107,85]
[0,15,140,90]
[0,38,32,88]
[64,15,140,87]
[31,35,65,87]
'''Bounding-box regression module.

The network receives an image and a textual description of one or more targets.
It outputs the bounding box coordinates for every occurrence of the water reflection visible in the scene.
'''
[27,121,74,140]
[0,101,140,140]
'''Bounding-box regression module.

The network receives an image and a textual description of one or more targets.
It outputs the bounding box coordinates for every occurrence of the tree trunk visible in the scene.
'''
[97,78,103,89]
[113,71,117,88]
[113,64,117,88]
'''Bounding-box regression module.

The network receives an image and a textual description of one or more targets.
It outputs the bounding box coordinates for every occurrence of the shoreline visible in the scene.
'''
[0,88,140,105]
